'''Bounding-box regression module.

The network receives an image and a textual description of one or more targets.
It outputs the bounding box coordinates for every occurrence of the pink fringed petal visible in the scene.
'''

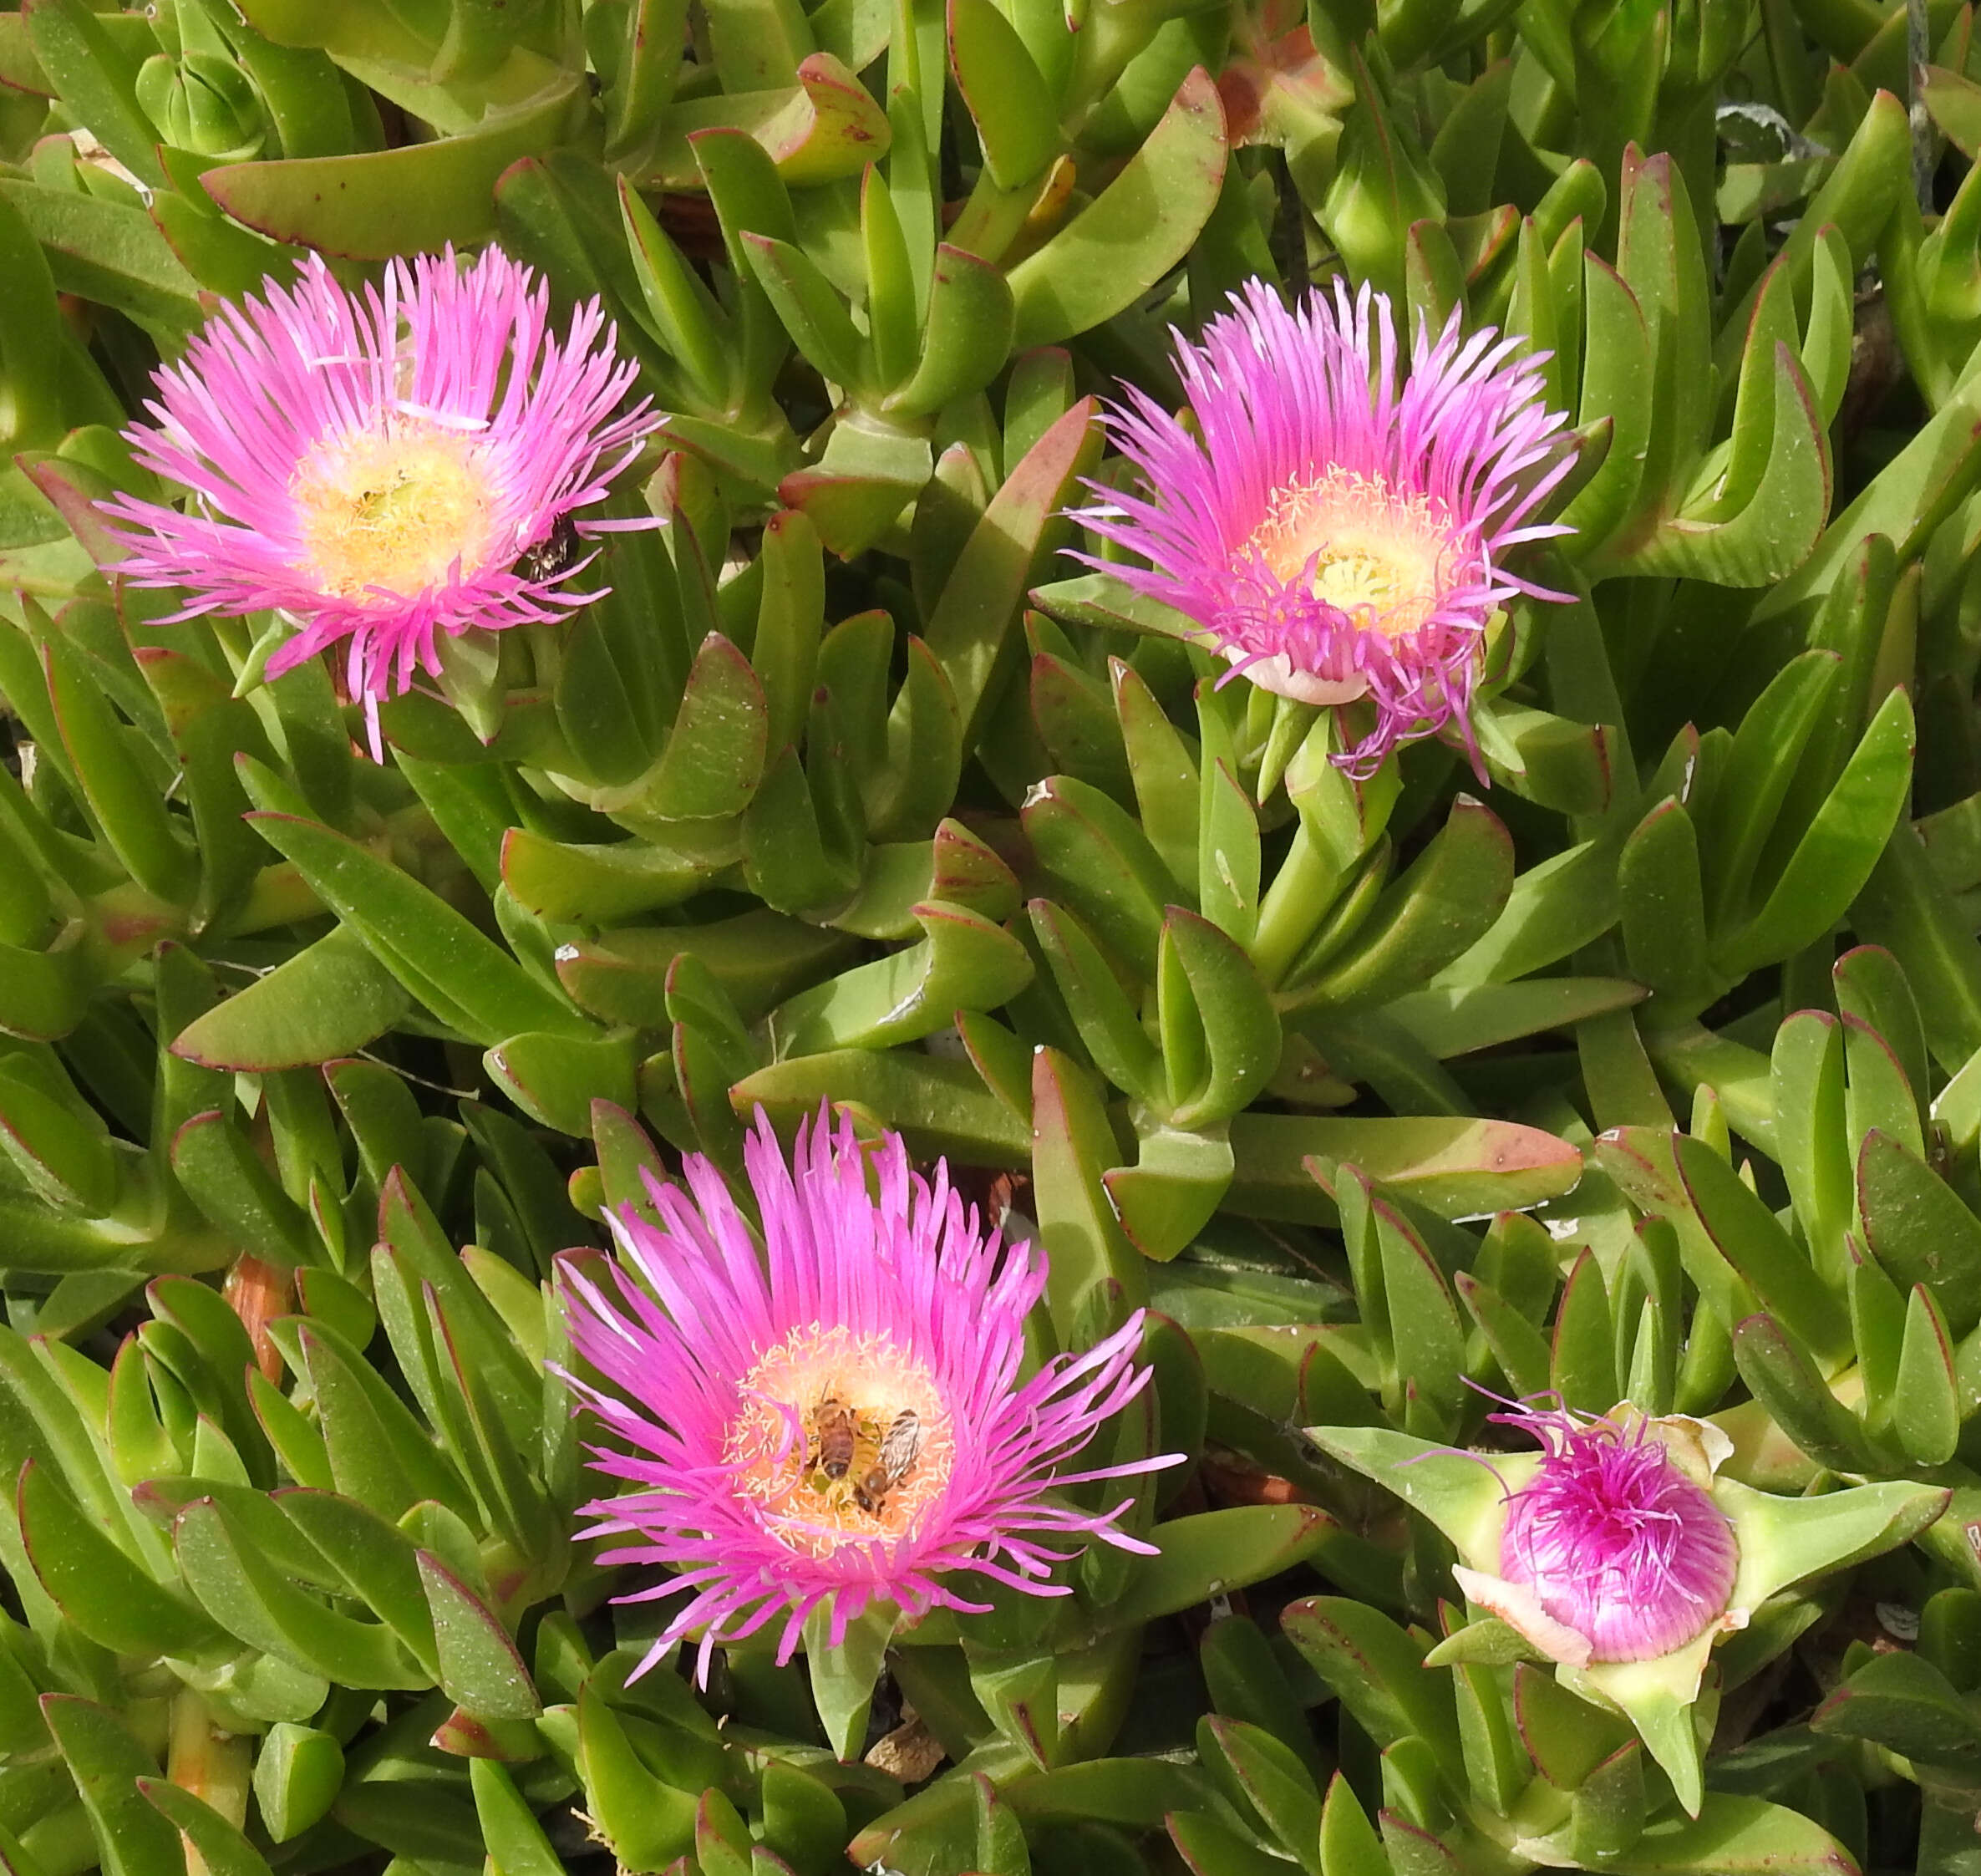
[96,247,658,751]
[1071,278,1575,775]
[555,1108,1181,1681]
[1491,1405,1739,1664]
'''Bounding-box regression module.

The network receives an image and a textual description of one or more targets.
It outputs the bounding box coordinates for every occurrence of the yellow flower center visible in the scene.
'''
[1248,466,1455,639]
[292,425,498,600]
[724,1324,953,1558]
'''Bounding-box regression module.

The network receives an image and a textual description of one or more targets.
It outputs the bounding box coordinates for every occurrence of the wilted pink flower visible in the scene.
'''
[1075,279,1574,776]
[98,248,658,751]
[556,1110,1172,1681]
[1455,1403,1738,1667]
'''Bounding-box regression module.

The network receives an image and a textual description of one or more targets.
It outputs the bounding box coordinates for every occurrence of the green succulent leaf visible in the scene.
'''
[1005,69,1228,348]
[42,1696,187,1876]
[137,1779,276,1876]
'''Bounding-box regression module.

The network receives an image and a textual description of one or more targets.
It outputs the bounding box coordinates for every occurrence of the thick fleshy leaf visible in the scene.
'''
[925,401,1098,737]
[418,1552,539,1720]
[1671,1135,1850,1370]
[885,246,1017,418]
[244,810,590,1047]
[17,1458,227,1659]
[139,1780,275,1876]
[730,1047,1030,1165]
[1713,688,1916,982]
[572,1683,700,1872]
[252,1722,345,1843]
[1599,1793,1858,1873]
[1030,1046,1145,1337]
[949,0,1059,190]
[1857,1127,1981,1334]
[1005,69,1228,348]
[1303,1424,1515,1568]
[639,52,891,187]
[0,177,203,335]
[1290,799,1514,1011]
[1893,1284,1960,1467]
[1387,979,1645,1059]
[1230,1113,1582,1222]
[468,1758,564,1876]
[1104,1507,1337,1628]
[173,1494,428,1687]
[1281,1595,1464,1779]
[42,1695,187,1876]
[770,902,1033,1055]
[1811,1649,1981,1767]
[169,928,411,1071]
[203,80,587,257]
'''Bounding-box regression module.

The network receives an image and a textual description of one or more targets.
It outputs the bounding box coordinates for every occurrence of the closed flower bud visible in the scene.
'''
[136,52,268,160]
[1453,1404,1740,1668]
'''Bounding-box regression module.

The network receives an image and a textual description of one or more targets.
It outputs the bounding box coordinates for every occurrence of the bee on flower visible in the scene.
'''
[1074,278,1577,777]
[555,1108,1176,1682]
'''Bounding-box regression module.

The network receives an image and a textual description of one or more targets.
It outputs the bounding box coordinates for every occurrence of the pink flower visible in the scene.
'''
[1455,1404,1738,1667]
[1313,1398,1946,1817]
[97,248,659,752]
[556,1110,1173,1682]
[1074,279,1574,776]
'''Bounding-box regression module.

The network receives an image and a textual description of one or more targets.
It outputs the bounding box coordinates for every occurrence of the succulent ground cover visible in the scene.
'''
[5,0,1981,1872]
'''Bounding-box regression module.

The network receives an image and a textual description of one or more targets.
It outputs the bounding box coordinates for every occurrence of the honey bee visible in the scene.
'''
[514,516,582,584]
[808,1394,859,1481]
[853,1410,924,1516]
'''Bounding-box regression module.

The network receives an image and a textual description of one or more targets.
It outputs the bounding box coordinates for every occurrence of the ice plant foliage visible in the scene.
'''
[98,247,658,746]
[556,1110,1171,1680]
[1077,279,1575,775]
[1459,1403,1739,1668]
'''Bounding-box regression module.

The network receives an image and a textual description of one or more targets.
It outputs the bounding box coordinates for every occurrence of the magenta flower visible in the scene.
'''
[1313,1401,1948,1817]
[1456,1403,1738,1668]
[1074,278,1574,776]
[97,248,658,751]
[556,1110,1172,1681]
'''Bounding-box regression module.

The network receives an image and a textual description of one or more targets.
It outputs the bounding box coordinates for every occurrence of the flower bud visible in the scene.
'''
[1471,1406,1740,1665]
[135,51,268,161]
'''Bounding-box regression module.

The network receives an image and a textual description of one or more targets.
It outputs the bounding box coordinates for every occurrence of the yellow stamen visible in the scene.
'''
[724,1324,953,1558]
[292,425,496,599]
[1249,466,1454,638]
